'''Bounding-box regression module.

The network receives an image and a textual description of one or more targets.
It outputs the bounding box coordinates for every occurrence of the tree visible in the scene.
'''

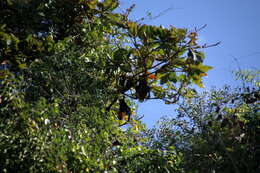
[147,70,260,173]
[0,0,212,172]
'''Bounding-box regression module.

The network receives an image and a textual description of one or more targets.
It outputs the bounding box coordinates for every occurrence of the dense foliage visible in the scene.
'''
[0,0,213,172]
[2,1,257,173]
[148,71,260,173]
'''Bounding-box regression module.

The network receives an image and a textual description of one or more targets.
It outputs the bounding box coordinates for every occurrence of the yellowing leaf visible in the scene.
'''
[199,73,208,77]
[148,74,157,80]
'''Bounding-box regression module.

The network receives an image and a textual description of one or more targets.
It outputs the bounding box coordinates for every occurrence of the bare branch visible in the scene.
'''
[201,41,221,48]
[195,24,207,33]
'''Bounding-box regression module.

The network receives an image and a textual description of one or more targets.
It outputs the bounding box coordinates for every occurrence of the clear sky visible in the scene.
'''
[119,0,260,128]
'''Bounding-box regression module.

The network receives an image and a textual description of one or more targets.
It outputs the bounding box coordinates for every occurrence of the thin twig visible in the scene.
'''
[201,42,221,48]
[195,24,207,32]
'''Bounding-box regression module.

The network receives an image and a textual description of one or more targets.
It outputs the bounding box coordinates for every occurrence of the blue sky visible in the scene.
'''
[119,0,260,128]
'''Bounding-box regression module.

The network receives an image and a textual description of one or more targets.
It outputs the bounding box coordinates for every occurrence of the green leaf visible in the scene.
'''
[192,76,204,88]
[195,51,205,63]
[160,74,169,84]
[226,147,233,152]
[87,0,98,9]
[146,58,154,68]
[121,63,132,72]
[103,0,119,10]
[128,22,138,37]
[152,86,164,93]
[173,58,185,66]
[168,72,177,83]
[190,64,213,73]
[138,24,148,40]
[18,63,27,69]
[114,48,128,63]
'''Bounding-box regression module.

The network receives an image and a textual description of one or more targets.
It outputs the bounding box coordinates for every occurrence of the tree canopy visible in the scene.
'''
[1,0,258,173]
[147,70,260,173]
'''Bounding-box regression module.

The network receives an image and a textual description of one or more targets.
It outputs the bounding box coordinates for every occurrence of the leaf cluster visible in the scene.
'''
[148,72,260,173]
[0,0,206,172]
